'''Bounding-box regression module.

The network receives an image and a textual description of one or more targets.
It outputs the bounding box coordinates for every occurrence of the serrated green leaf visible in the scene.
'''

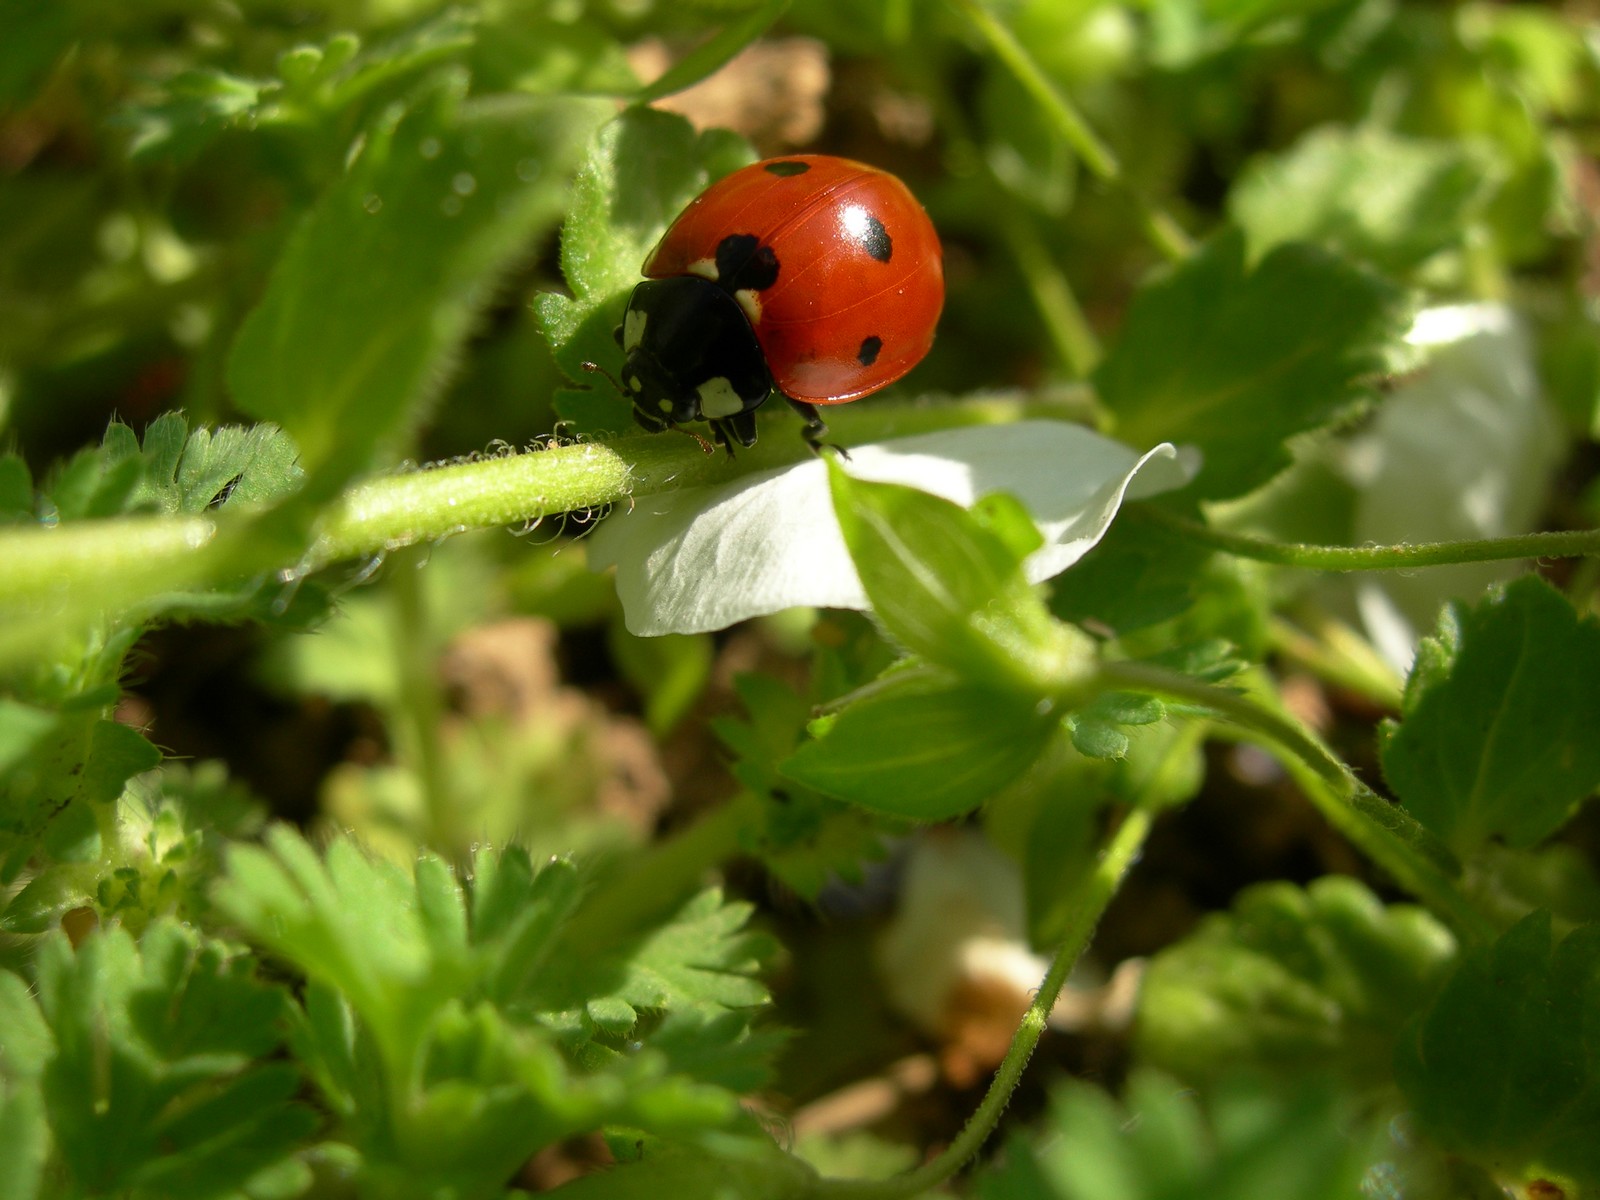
[780,672,1058,820]
[120,67,273,160]
[1231,126,1500,275]
[975,1070,1380,1200]
[1136,877,1456,1087]
[46,445,142,520]
[1,706,159,876]
[228,86,605,500]
[713,674,894,899]
[218,831,779,1188]
[827,461,1093,695]
[1094,231,1408,501]
[1396,911,1600,1190]
[30,921,313,1199]
[120,11,477,160]
[1379,576,1600,853]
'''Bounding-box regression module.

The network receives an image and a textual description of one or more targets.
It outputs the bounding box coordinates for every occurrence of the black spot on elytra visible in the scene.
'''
[859,213,892,262]
[715,233,780,291]
[857,335,883,366]
[764,160,811,176]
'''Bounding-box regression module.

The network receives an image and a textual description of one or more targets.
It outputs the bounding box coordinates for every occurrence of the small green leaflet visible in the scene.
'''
[826,461,1093,696]
[1,921,315,1200]
[1379,576,1600,853]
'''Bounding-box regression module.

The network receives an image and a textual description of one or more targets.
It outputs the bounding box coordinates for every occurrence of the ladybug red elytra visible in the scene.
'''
[612,154,944,453]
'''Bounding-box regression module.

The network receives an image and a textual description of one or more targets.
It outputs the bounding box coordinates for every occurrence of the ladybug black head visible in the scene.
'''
[618,277,773,448]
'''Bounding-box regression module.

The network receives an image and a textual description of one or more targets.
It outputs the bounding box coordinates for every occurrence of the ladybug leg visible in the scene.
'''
[630,403,671,435]
[710,411,759,455]
[786,398,848,459]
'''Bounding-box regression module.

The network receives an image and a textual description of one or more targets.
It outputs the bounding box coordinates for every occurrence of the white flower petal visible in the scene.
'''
[588,421,1199,636]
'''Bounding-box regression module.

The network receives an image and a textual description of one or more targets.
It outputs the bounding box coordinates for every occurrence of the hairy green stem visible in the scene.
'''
[1142,507,1600,570]
[389,548,454,837]
[0,399,1053,667]
[816,805,1156,1200]
[949,0,1193,263]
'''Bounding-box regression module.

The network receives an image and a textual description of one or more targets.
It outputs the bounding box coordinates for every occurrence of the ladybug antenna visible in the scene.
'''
[580,360,626,397]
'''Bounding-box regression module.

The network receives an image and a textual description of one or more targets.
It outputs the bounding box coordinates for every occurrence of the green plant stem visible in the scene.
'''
[389,547,453,837]
[1141,506,1600,570]
[815,804,1155,1200]
[0,399,1067,667]
[997,212,1104,379]
[949,0,1192,264]
[1096,661,1494,943]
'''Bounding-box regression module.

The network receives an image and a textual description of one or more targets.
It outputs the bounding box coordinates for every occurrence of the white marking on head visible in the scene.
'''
[734,288,762,325]
[623,308,647,351]
[689,258,719,281]
[696,377,745,419]
[626,375,643,393]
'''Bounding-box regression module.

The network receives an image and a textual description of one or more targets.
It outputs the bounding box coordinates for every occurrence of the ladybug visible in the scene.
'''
[612,155,943,452]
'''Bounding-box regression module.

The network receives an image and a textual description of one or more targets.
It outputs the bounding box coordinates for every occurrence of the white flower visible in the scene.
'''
[588,420,1199,636]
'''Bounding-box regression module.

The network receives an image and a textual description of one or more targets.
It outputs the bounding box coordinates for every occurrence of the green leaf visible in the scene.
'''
[120,11,478,160]
[1136,877,1455,1088]
[974,1070,1380,1200]
[780,672,1058,820]
[1093,230,1409,502]
[1379,576,1600,854]
[1048,508,1217,636]
[26,921,313,1199]
[228,84,605,500]
[549,1127,815,1199]
[632,0,792,104]
[120,67,271,160]
[1396,911,1600,1191]
[713,673,895,900]
[216,831,779,1189]
[0,972,51,1200]
[827,461,1093,695]
[1230,126,1500,276]
[536,107,752,436]
[0,703,160,878]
